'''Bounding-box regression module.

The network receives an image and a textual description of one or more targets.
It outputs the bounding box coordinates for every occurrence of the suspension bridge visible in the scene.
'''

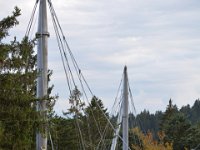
[26,0,139,149]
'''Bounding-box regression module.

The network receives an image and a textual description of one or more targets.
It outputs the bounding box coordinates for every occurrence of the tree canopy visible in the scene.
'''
[0,7,38,149]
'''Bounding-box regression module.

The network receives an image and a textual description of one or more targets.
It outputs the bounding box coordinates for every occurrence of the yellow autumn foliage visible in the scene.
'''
[131,127,173,150]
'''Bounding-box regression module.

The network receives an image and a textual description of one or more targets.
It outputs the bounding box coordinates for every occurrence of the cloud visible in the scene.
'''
[1,0,200,114]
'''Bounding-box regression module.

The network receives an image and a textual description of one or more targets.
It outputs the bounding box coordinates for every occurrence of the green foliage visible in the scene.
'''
[183,122,200,149]
[136,110,159,134]
[158,99,200,149]
[48,95,200,149]
[190,99,200,123]
[162,113,191,149]
[0,7,21,41]
[61,92,113,149]
[126,99,200,149]
[83,96,112,149]
[129,110,163,140]
[65,86,85,117]
[0,20,38,150]
[0,7,56,149]
[48,116,79,150]
[160,99,178,131]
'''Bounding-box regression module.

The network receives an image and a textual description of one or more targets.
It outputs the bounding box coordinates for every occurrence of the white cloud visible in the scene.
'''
[1,0,200,114]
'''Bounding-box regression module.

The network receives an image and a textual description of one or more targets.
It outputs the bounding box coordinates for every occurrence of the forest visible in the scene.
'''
[0,7,200,150]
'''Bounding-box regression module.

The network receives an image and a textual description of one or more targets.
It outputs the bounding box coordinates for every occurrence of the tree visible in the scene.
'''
[62,87,86,149]
[160,99,178,131]
[180,104,191,120]
[66,86,85,117]
[159,99,192,149]
[82,96,112,149]
[0,7,39,149]
[136,110,157,135]
[190,99,200,123]
[163,113,191,149]
[63,88,112,149]
[49,116,80,150]
[0,7,56,149]
[131,127,173,150]
[182,122,200,149]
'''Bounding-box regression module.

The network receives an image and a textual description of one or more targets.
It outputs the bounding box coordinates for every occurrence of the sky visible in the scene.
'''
[1,0,200,115]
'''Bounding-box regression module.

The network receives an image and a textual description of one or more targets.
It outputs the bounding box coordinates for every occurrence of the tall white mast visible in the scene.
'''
[110,66,129,150]
[122,66,129,150]
[36,0,49,149]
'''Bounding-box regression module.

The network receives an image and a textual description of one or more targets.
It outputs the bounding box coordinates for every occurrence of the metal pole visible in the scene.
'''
[122,66,129,150]
[36,0,49,149]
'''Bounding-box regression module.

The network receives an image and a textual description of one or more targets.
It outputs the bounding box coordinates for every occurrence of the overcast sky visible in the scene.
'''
[1,0,200,115]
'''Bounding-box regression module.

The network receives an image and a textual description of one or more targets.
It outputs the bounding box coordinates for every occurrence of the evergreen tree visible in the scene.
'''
[160,99,178,131]
[180,104,191,120]
[63,89,112,149]
[190,99,200,123]
[0,7,56,149]
[183,122,200,149]
[163,113,191,149]
[49,116,79,150]
[66,86,85,117]
[83,96,112,149]
[62,87,86,149]
[136,110,159,137]
[0,7,38,149]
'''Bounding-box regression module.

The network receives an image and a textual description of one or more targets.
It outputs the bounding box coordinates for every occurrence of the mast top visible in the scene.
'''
[124,65,127,73]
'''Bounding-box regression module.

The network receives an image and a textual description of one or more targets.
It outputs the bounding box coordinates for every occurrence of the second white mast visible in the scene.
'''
[122,66,129,150]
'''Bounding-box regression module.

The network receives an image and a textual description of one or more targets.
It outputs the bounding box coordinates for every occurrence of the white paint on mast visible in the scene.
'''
[36,0,49,149]
[122,66,129,150]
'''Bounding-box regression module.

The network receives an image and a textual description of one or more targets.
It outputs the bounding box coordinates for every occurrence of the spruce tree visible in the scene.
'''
[0,7,39,149]
[160,99,178,131]
[0,7,56,149]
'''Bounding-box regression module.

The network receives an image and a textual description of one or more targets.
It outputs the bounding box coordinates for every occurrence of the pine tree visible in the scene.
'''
[183,122,200,149]
[82,96,112,149]
[49,116,79,150]
[160,99,178,131]
[62,87,86,149]
[0,7,56,149]
[190,99,200,123]
[0,7,39,149]
[164,113,191,149]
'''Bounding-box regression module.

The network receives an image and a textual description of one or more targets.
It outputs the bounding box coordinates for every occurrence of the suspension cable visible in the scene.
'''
[128,81,144,148]
[47,0,132,149]
[48,0,106,138]
[48,1,101,149]
[25,0,39,37]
